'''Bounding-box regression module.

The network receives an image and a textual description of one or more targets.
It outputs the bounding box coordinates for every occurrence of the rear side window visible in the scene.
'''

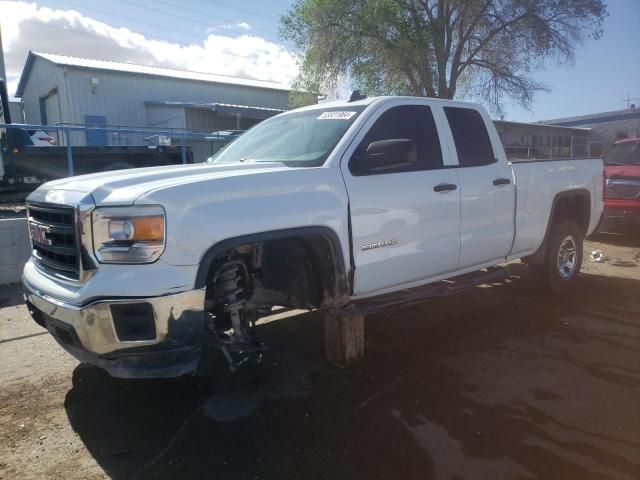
[351,105,443,175]
[444,107,495,167]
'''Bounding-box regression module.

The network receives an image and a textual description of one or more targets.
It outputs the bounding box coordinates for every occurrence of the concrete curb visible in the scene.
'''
[0,218,31,286]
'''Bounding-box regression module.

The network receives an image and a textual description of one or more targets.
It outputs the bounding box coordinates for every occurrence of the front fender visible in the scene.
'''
[136,166,351,281]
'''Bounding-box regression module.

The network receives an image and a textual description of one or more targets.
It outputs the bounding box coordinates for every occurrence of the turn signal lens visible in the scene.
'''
[132,216,164,241]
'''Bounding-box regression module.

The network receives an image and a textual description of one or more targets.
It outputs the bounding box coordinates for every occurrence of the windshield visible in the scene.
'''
[602,141,640,166]
[208,106,366,167]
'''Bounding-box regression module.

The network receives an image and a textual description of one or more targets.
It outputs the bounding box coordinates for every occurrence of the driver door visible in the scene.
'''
[340,101,461,296]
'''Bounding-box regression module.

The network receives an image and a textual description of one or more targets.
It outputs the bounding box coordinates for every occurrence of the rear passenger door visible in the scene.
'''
[443,106,516,269]
[341,102,461,296]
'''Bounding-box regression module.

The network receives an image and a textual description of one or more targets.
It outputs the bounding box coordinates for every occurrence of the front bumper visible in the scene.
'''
[23,280,206,378]
[602,202,640,231]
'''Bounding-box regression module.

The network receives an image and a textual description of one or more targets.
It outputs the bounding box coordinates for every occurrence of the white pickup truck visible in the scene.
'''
[23,96,604,378]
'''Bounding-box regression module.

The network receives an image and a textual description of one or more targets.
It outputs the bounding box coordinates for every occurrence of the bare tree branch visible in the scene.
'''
[281,0,607,110]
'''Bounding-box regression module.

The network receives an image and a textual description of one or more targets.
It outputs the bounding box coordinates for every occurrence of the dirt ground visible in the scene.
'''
[1,235,639,480]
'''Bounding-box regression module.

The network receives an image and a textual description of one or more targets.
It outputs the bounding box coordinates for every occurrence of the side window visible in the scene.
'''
[444,107,495,167]
[350,105,443,175]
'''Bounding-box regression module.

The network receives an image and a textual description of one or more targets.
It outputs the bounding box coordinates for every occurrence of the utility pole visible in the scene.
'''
[0,24,6,82]
[621,91,639,109]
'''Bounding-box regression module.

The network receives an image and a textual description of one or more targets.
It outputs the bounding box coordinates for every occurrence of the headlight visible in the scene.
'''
[92,206,165,263]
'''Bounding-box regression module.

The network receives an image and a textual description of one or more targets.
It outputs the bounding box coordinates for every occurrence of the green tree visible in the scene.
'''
[281,0,607,110]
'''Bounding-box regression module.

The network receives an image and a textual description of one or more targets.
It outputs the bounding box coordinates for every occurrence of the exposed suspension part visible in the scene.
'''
[217,261,249,342]
[206,258,266,371]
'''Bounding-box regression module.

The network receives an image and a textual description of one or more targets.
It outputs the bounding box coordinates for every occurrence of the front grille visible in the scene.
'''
[27,203,79,281]
[606,177,640,200]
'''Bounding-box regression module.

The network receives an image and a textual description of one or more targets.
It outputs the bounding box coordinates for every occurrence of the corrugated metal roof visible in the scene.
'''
[145,100,286,113]
[540,108,640,127]
[16,51,290,96]
[494,119,590,131]
[145,100,286,119]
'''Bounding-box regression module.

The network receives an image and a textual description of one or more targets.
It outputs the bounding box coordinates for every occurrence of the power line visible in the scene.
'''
[620,91,639,109]
[19,18,269,64]
[204,0,281,22]
[51,0,280,45]
[17,19,288,86]
[43,0,284,62]
[50,0,211,42]
[121,0,281,39]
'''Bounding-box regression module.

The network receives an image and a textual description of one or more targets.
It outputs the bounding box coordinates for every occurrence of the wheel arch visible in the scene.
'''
[194,226,350,306]
[524,188,591,265]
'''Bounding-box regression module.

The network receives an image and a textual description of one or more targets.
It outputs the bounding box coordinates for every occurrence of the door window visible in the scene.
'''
[350,105,443,175]
[444,107,495,167]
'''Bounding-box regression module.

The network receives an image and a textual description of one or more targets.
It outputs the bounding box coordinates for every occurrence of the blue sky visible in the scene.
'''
[2,0,639,122]
[503,0,640,121]
[44,0,290,45]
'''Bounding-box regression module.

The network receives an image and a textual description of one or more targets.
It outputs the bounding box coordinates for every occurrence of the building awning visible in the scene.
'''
[145,101,286,119]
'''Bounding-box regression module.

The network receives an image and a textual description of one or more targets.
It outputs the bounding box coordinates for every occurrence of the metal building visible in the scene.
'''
[14,51,289,144]
[493,120,602,160]
[540,107,640,141]
[8,100,24,123]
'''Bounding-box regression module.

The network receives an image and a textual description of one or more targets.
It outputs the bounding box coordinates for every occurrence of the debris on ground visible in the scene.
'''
[589,249,607,262]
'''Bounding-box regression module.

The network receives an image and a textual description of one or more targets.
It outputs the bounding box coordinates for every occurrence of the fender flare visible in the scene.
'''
[525,188,591,264]
[193,226,350,296]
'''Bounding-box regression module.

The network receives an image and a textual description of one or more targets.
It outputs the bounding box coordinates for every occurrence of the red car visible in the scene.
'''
[602,137,640,234]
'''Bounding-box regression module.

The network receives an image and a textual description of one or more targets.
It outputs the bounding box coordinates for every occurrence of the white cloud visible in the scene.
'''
[219,22,251,31]
[0,1,298,98]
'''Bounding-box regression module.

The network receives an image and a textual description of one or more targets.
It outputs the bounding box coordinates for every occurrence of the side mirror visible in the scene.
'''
[355,138,417,173]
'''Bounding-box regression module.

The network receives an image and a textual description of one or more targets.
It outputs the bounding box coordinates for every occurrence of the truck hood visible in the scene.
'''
[605,164,640,179]
[33,162,293,205]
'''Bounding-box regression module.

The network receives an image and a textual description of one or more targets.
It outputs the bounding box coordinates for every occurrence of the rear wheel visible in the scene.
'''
[529,221,583,294]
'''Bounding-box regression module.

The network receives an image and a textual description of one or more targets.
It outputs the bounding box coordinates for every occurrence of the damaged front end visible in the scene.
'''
[24,281,206,378]
[202,236,349,372]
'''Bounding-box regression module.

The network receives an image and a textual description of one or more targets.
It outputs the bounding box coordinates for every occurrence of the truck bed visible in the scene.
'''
[509,156,604,259]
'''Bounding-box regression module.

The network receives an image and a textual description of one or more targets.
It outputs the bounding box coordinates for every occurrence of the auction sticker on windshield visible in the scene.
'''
[318,111,357,120]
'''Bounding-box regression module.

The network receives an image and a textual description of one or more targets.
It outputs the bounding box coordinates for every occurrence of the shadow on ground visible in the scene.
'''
[64,266,640,480]
[0,283,26,308]
[589,231,640,249]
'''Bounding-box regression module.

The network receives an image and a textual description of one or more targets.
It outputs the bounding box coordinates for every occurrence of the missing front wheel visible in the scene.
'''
[205,259,267,371]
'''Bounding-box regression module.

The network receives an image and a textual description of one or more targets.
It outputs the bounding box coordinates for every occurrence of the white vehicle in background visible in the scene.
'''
[27,129,57,146]
[22,95,604,379]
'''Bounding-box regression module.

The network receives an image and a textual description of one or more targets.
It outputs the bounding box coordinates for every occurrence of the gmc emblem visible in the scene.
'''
[29,221,53,246]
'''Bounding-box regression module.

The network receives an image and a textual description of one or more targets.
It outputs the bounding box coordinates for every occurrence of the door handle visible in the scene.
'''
[493,178,511,186]
[433,183,458,193]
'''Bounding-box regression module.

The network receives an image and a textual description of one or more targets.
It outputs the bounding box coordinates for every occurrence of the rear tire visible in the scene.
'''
[529,221,583,294]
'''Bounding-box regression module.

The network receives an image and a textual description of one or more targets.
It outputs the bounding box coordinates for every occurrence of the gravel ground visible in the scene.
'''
[1,237,639,480]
